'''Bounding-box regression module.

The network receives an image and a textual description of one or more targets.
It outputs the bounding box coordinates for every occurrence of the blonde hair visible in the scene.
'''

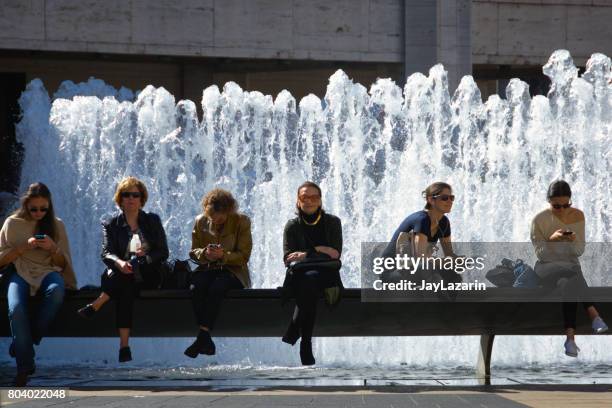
[113,176,148,208]
[201,188,237,218]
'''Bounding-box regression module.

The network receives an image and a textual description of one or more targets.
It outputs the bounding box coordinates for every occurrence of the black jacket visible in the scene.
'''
[283,212,343,288]
[101,210,169,272]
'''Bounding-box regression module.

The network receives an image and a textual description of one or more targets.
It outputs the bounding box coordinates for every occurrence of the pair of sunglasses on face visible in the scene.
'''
[28,207,48,214]
[432,194,455,202]
[120,192,142,199]
[551,202,572,209]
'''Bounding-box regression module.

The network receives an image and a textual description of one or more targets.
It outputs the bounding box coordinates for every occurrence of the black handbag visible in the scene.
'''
[282,257,343,307]
[159,258,194,289]
[0,263,16,288]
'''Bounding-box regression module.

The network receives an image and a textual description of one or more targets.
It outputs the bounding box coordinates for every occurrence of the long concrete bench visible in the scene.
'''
[1,287,611,384]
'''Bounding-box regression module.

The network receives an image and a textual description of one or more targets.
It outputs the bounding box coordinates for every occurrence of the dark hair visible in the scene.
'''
[14,182,57,240]
[201,189,238,217]
[547,180,572,200]
[422,182,452,210]
[295,181,323,214]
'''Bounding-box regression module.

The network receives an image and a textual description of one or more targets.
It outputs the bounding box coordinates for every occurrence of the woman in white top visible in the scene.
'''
[531,180,608,357]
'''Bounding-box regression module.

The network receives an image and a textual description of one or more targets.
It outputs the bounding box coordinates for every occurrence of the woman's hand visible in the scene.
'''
[204,246,224,261]
[314,246,340,259]
[135,247,146,257]
[24,238,38,251]
[550,229,569,242]
[116,259,133,274]
[286,251,307,264]
[36,235,57,252]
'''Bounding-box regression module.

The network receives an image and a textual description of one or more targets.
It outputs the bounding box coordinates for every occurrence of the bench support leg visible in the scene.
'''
[477,334,494,385]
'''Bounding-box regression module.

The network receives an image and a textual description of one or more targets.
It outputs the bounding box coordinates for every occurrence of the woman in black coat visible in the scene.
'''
[282,181,343,366]
[77,176,169,362]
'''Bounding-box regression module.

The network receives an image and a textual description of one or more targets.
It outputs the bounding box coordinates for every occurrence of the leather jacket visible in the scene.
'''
[101,210,169,272]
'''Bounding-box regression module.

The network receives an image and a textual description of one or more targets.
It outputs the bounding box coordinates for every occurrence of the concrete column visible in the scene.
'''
[437,0,472,93]
[404,0,472,93]
[404,0,438,80]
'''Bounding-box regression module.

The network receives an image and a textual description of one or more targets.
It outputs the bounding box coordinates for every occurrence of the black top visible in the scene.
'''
[101,210,169,272]
[283,211,343,287]
[283,212,343,262]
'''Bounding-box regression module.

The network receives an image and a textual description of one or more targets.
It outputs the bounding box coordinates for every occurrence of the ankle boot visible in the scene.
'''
[282,320,300,346]
[119,346,132,362]
[184,330,215,358]
[300,340,315,366]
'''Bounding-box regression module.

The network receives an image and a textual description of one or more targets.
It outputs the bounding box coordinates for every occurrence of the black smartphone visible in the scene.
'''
[34,234,46,240]
[563,230,573,236]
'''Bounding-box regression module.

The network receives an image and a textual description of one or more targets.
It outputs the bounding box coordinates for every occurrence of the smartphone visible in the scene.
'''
[563,230,573,236]
[34,234,46,240]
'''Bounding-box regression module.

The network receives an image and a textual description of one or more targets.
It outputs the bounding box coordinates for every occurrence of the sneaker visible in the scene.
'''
[299,340,315,366]
[564,339,580,357]
[119,346,132,363]
[592,317,609,334]
[77,304,96,319]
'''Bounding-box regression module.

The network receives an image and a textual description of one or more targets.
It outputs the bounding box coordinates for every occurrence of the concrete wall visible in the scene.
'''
[0,0,404,63]
[472,0,612,66]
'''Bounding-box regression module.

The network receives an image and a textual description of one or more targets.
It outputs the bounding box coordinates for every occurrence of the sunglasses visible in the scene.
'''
[28,207,49,213]
[121,192,142,199]
[551,202,572,209]
[299,194,321,202]
[432,194,455,202]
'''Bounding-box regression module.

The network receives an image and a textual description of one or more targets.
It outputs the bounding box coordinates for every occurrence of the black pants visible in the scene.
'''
[536,261,595,330]
[101,263,160,329]
[190,268,243,330]
[290,269,337,342]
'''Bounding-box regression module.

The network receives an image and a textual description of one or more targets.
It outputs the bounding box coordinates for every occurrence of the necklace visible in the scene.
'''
[301,212,322,226]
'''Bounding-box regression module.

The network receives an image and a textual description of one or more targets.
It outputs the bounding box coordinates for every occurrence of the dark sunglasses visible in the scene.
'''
[121,192,142,199]
[28,207,49,213]
[551,202,572,209]
[432,194,455,202]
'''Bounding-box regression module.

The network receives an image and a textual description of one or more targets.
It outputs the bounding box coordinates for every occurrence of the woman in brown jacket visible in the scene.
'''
[184,189,252,358]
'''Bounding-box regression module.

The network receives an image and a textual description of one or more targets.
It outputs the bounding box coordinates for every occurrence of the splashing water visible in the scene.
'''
[6,50,612,370]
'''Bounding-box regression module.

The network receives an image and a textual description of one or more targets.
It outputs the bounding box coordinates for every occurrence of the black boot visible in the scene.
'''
[282,320,300,346]
[300,340,315,366]
[184,330,215,358]
[119,346,132,363]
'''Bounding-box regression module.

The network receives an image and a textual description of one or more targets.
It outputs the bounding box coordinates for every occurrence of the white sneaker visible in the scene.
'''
[592,317,609,334]
[564,339,580,357]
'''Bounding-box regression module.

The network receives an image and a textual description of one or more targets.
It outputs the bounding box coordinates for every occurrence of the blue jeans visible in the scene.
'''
[7,269,65,373]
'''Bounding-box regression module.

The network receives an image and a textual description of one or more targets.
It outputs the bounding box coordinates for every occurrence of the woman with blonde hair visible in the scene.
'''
[77,176,168,363]
[184,188,252,358]
[0,182,77,386]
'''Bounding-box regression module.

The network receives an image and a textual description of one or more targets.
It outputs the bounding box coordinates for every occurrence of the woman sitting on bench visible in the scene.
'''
[0,182,77,386]
[282,181,343,366]
[77,176,169,363]
[184,189,252,358]
[531,179,608,357]
[381,181,462,286]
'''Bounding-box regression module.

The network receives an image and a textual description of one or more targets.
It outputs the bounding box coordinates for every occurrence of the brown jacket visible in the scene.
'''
[189,213,252,288]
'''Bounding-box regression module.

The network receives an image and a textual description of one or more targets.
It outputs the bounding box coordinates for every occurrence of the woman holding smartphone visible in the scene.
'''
[184,189,252,358]
[77,176,169,363]
[531,180,608,357]
[0,182,77,386]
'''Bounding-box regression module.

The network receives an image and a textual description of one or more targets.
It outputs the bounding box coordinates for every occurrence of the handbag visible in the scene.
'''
[0,263,16,287]
[282,257,343,307]
[159,258,195,289]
